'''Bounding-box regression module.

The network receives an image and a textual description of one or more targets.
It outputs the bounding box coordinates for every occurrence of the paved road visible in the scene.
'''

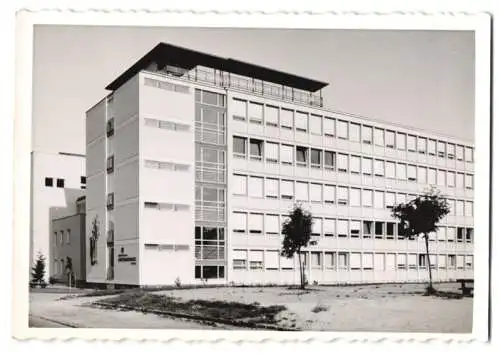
[29,315,74,328]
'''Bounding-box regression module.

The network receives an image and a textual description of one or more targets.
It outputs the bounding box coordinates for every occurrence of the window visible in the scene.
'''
[374,191,384,209]
[385,161,396,179]
[447,255,456,269]
[437,170,446,186]
[295,112,308,132]
[447,143,456,159]
[456,145,464,161]
[457,228,465,243]
[249,250,264,269]
[324,117,335,137]
[233,99,247,120]
[375,222,384,239]
[265,142,279,163]
[363,221,373,238]
[374,160,384,177]
[385,192,396,209]
[337,186,348,205]
[337,220,348,237]
[265,178,279,199]
[324,185,335,204]
[385,130,395,148]
[350,155,361,174]
[417,167,427,184]
[350,188,361,207]
[248,102,263,124]
[311,149,322,168]
[362,125,372,144]
[233,136,246,158]
[45,177,53,187]
[417,137,427,154]
[280,144,294,165]
[248,177,264,198]
[325,151,335,170]
[337,120,348,139]
[374,128,384,146]
[265,215,280,235]
[428,139,437,155]
[349,123,361,142]
[396,132,406,150]
[324,219,335,237]
[350,253,361,270]
[448,227,456,242]
[233,174,247,195]
[456,200,465,216]
[418,254,427,269]
[281,109,293,129]
[296,146,308,167]
[81,176,86,184]
[337,154,348,173]
[465,201,473,217]
[396,193,406,206]
[466,228,474,243]
[407,165,417,181]
[437,227,446,242]
[296,182,309,202]
[465,255,473,269]
[386,222,395,239]
[232,250,247,269]
[310,115,322,135]
[325,252,336,268]
[56,178,65,188]
[374,253,385,271]
[396,163,406,180]
[457,255,465,270]
[397,254,406,270]
[248,214,264,234]
[363,253,374,270]
[449,199,456,215]
[310,183,322,203]
[362,158,372,175]
[428,168,437,185]
[106,118,114,137]
[312,218,322,236]
[447,171,455,187]
[280,255,294,270]
[407,135,417,152]
[233,212,247,233]
[465,174,473,189]
[338,252,349,269]
[407,254,417,269]
[362,189,373,207]
[264,251,280,270]
[250,139,263,160]
[437,141,446,158]
[107,192,114,210]
[107,155,114,173]
[350,221,361,238]
[457,173,465,188]
[265,105,279,127]
[281,180,293,199]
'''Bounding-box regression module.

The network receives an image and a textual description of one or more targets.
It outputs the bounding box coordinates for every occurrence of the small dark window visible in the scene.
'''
[218,266,225,278]
[107,193,114,210]
[107,156,114,173]
[56,179,65,188]
[81,176,86,184]
[106,118,115,137]
[45,177,53,187]
[202,266,218,279]
[195,265,201,279]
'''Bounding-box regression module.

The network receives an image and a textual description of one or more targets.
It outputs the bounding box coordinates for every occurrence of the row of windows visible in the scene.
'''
[144,117,191,131]
[232,212,474,242]
[53,258,72,276]
[53,229,71,246]
[196,88,226,108]
[232,136,474,189]
[144,77,191,94]
[232,249,474,271]
[144,201,190,212]
[144,159,190,172]
[232,175,473,216]
[232,98,474,162]
[44,176,86,190]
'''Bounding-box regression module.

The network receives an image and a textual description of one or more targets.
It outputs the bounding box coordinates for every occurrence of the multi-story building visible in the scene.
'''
[50,196,86,284]
[30,151,86,280]
[85,43,474,286]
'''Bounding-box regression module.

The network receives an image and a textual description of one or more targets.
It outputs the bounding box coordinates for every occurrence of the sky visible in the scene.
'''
[33,26,475,155]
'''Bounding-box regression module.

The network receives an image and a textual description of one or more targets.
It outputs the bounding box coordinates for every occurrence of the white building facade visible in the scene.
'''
[86,43,474,286]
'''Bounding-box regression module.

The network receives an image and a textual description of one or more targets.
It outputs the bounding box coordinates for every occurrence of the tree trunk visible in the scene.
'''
[424,233,434,293]
[297,249,304,289]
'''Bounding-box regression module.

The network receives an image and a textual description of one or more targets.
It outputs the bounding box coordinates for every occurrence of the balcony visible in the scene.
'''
[145,65,324,108]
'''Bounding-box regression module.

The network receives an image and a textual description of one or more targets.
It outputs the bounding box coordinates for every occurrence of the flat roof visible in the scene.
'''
[105,43,329,92]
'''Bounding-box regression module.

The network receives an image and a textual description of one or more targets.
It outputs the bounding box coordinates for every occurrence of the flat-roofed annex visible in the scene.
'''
[105,42,328,92]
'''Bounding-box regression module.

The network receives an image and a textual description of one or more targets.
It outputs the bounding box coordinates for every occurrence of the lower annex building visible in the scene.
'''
[85,43,475,286]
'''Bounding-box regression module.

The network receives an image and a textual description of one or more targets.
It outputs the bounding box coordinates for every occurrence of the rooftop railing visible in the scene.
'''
[146,65,324,108]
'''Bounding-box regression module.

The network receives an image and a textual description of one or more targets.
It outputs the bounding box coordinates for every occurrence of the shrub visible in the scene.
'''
[174,277,182,288]
[311,304,329,313]
[49,276,57,285]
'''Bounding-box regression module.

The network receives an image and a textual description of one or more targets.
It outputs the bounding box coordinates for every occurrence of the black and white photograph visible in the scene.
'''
[12,10,492,342]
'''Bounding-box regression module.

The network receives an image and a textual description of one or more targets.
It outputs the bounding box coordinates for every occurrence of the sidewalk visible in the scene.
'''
[29,292,231,329]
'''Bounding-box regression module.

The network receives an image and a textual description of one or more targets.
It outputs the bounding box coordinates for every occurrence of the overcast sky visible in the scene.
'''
[33,26,475,155]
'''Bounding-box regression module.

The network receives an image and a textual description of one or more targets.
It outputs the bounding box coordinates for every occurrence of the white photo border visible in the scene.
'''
[13,9,492,343]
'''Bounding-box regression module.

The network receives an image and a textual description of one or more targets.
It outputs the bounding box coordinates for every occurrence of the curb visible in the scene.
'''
[30,315,81,328]
[91,302,299,331]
